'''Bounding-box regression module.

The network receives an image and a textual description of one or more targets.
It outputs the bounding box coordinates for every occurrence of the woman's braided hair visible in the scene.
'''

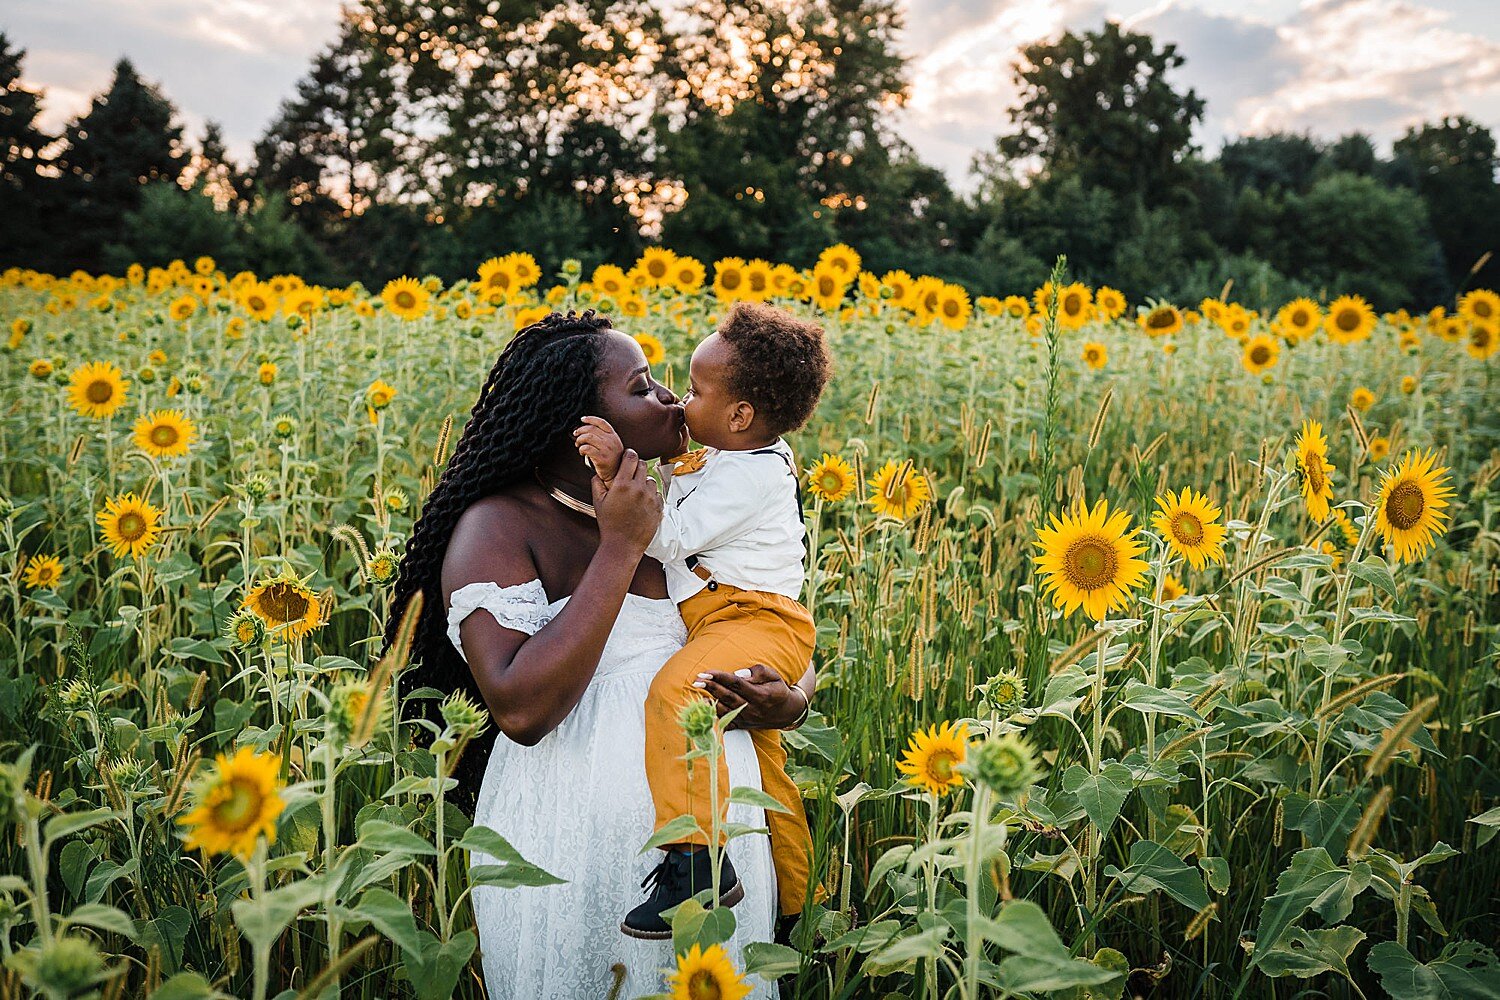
[382,309,614,808]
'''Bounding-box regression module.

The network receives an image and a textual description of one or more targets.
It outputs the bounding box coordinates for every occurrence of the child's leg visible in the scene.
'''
[644,633,737,846]
[751,728,814,915]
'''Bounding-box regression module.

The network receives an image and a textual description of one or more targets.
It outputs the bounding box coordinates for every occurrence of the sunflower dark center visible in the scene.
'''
[819,471,843,492]
[1336,309,1359,332]
[213,778,262,831]
[259,583,310,624]
[1148,310,1174,329]
[117,513,146,541]
[1292,309,1309,326]
[647,260,667,278]
[928,750,957,781]
[85,379,115,404]
[394,291,416,310]
[944,299,960,316]
[1064,537,1117,590]
[1386,480,1425,531]
[722,271,741,289]
[687,970,721,1000]
[1172,511,1204,545]
[1250,345,1271,365]
[150,425,179,447]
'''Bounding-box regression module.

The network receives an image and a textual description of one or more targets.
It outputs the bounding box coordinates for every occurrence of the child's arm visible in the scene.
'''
[573,416,626,486]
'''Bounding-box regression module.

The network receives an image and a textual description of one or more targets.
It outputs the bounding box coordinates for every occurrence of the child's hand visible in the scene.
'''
[573,416,625,485]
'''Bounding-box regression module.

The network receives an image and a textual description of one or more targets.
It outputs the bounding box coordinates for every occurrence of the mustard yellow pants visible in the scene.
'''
[645,580,815,916]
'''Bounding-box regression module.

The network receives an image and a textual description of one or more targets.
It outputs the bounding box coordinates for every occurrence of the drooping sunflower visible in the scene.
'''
[23,553,64,590]
[634,246,677,288]
[243,571,323,641]
[381,277,430,321]
[1293,420,1336,522]
[1467,323,1498,360]
[1151,487,1228,569]
[67,361,129,419]
[634,333,666,366]
[29,358,52,380]
[712,257,748,301]
[132,409,196,459]
[1094,286,1126,320]
[1401,375,1418,395]
[1056,283,1093,329]
[1081,342,1107,369]
[1032,497,1150,620]
[805,453,857,503]
[935,284,972,331]
[179,746,286,859]
[667,943,752,1000]
[1374,449,1454,563]
[1140,304,1183,338]
[1276,298,1322,343]
[1242,335,1280,375]
[96,492,164,559]
[1324,295,1376,344]
[816,242,861,281]
[896,721,971,797]
[867,459,932,520]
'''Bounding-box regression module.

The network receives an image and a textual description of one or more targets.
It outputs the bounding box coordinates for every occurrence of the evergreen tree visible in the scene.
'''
[188,121,248,212]
[52,59,186,271]
[0,34,56,269]
[1393,116,1500,294]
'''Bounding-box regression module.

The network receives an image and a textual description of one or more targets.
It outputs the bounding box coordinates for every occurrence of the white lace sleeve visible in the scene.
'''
[446,579,555,662]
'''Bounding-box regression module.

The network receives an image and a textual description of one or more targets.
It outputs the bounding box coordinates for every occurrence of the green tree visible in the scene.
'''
[979,20,1205,205]
[101,182,243,273]
[0,33,55,269]
[1393,115,1500,294]
[1217,133,1325,194]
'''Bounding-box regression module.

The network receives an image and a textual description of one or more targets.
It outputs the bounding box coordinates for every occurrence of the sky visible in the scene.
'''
[4,0,1499,192]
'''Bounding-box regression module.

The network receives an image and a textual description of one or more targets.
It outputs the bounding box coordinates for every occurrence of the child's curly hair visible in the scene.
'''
[717,301,832,436]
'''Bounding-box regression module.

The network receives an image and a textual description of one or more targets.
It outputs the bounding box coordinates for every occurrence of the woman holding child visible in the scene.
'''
[383,303,832,998]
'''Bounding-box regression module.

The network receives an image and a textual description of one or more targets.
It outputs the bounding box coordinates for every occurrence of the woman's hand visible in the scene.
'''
[592,448,662,555]
[694,664,808,730]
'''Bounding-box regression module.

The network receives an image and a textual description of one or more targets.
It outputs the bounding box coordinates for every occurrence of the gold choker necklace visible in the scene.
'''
[536,470,596,518]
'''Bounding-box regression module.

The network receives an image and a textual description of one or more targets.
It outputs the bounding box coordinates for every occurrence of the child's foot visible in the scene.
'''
[620,847,742,940]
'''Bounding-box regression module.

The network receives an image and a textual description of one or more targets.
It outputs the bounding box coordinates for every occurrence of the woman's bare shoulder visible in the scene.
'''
[443,491,541,592]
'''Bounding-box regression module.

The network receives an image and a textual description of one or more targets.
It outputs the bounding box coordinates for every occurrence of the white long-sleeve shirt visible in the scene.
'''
[647,437,807,605]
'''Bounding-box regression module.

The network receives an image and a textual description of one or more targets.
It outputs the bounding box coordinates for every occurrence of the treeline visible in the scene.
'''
[1,3,1496,311]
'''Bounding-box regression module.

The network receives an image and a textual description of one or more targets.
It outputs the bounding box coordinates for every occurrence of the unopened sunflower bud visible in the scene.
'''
[271,415,298,440]
[678,698,718,748]
[977,671,1026,718]
[963,733,1040,796]
[15,936,107,998]
[224,609,267,651]
[328,679,372,746]
[367,549,399,586]
[242,474,272,503]
[441,691,489,738]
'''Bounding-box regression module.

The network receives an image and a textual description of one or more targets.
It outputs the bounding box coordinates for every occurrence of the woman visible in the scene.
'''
[384,310,815,998]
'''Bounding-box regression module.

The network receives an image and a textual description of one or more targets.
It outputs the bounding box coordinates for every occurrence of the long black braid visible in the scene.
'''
[382,309,613,810]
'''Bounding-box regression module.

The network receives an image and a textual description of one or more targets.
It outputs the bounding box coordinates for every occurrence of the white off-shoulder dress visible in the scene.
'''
[446,578,780,999]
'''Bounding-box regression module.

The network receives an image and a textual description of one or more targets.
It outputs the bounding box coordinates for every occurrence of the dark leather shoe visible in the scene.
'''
[620,847,743,940]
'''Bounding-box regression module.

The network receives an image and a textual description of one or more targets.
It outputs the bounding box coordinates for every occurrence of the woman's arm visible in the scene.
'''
[446,451,662,746]
[695,662,817,731]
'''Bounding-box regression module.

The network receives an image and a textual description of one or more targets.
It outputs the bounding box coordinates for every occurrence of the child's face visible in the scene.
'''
[682,333,753,451]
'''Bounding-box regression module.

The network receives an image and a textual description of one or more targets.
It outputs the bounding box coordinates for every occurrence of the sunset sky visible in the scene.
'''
[5,0,1498,190]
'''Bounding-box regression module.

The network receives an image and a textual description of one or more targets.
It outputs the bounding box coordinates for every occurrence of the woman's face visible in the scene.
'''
[593,330,688,460]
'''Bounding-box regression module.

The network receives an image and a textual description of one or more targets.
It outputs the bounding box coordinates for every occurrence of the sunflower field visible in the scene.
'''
[1,245,1498,999]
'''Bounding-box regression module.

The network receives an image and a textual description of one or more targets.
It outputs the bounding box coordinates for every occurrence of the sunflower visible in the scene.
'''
[877,270,913,308]
[476,257,516,300]
[809,265,849,314]
[1159,573,1186,603]
[96,492,164,559]
[514,305,550,331]
[1081,342,1107,369]
[805,453,856,503]
[935,284,972,331]
[739,258,773,302]
[179,746,286,859]
[133,409,196,459]
[1276,298,1322,343]
[282,286,323,319]
[910,276,944,325]
[1401,375,1418,395]
[1032,497,1150,620]
[381,277,430,321]
[1242,335,1280,375]
[867,459,932,520]
[896,721,971,797]
[1458,288,1499,331]
[1151,487,1227,569]
[1003,295,1031,320]
[671,256,706,293]
[1467,323,1498,360]
[28,358,53,380]
[193,255,216,276]
[259,362,277,385]
[1350,386,1375,411]
[1294,420,1336,522]
[23,554,64,590]
[506,252,541,288]
[633,246,677,288]
[667,943,752,1000]
[1141,304,1183,338]
[169,295,197,322]
[1094,286,1126,320]
[1057,283,1093,329]
[1368,436,1390,462]
[67,361,129,419]
[712,257,748,301]
[817,243,861,281]
[1374,449,1454,563]
[591,264,630,302]
[243,571,323,641]
[1324,295,1375,344]
[634,333,666,366]
[365,379,397,411]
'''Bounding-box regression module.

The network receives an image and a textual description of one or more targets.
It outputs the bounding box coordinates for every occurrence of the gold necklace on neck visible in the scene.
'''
[536,470,596,518]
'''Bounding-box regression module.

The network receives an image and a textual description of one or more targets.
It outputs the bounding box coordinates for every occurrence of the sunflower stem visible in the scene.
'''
[1308,504,1374,799]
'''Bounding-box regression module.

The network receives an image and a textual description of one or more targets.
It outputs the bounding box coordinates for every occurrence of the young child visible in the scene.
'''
[573,300,832,940]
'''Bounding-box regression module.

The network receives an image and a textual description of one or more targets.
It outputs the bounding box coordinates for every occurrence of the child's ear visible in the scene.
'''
[728,400,756,433]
